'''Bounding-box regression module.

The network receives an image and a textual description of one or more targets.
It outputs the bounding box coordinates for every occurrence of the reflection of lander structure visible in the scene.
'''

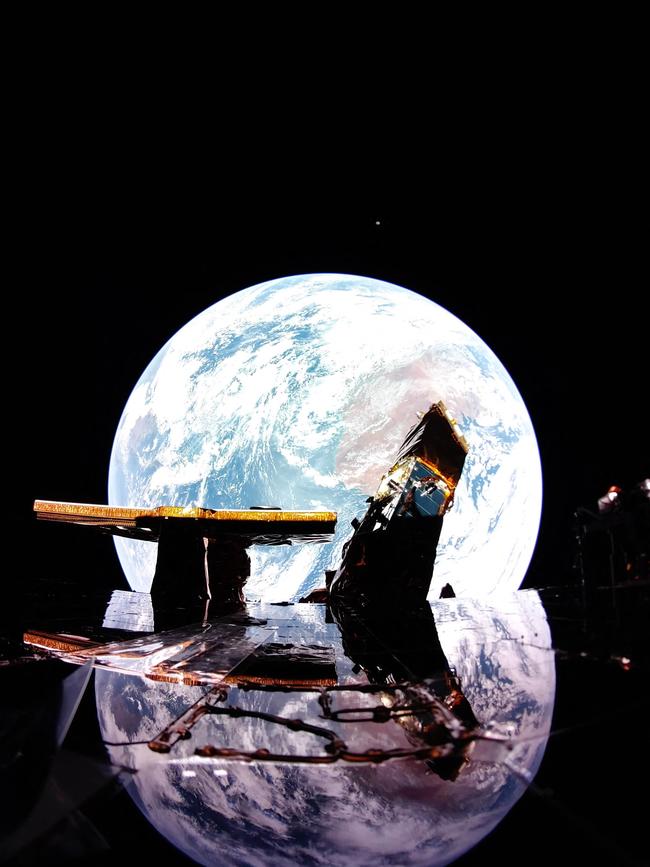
[29,401,477,776]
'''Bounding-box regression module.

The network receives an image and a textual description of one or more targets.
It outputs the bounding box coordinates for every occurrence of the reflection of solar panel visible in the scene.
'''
[23,603,348,688]
[225,642,338,687]
[24,618,274,684]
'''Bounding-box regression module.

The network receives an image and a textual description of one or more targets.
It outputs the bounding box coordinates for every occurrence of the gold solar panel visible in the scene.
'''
[33,500,337,544]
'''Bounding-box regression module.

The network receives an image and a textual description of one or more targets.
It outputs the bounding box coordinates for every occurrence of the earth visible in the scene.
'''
[95,591,555,866]
[108,274,542,599]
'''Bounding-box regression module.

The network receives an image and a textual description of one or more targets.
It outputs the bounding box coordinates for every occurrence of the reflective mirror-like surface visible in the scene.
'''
[93,593,554,866]
[3,579,648,866]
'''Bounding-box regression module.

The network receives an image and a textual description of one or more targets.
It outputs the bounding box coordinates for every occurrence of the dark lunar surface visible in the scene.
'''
[2,570,648,865]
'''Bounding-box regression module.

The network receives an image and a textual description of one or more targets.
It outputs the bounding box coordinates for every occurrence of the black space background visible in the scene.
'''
[2,57,648,865]
[10,171,647,596]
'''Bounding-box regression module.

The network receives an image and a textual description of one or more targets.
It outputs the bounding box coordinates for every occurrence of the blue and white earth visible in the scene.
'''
[109,274,542,599]
[96,591,555,866]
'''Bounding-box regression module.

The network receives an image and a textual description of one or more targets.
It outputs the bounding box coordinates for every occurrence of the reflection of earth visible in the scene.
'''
[95,591,555,866]
[108,274,542,599]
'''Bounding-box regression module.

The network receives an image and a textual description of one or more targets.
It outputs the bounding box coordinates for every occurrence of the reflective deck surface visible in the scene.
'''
[1,578,648,866]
